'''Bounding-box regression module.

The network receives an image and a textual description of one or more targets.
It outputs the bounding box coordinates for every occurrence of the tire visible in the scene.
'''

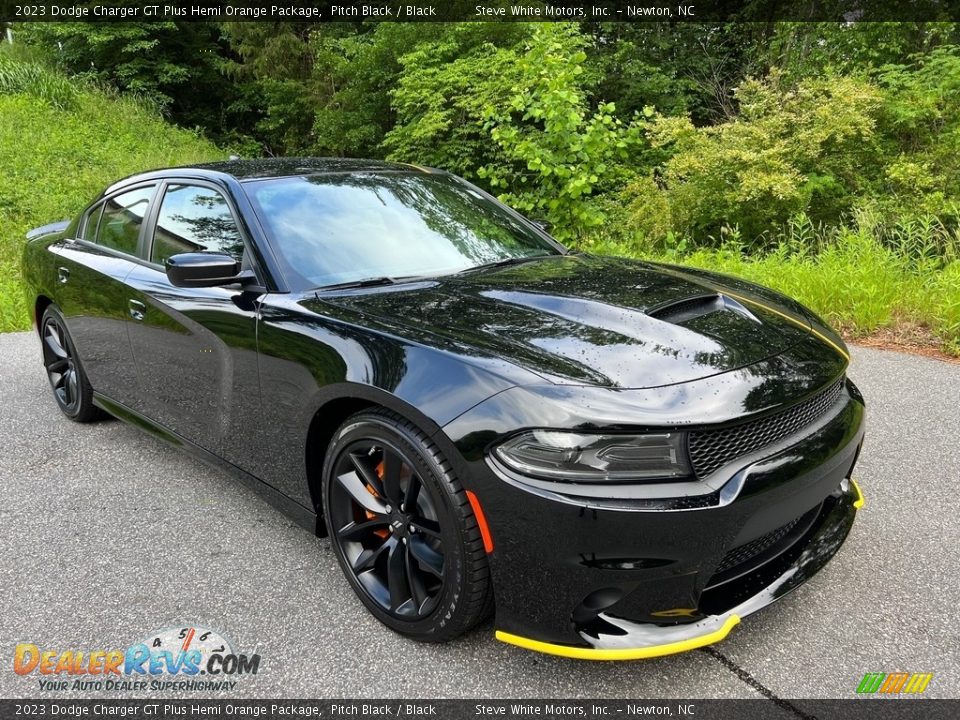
[322,408,493,642]
[39,305,104,423]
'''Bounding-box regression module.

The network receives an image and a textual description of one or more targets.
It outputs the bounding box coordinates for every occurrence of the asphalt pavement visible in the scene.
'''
[1,330,958,701]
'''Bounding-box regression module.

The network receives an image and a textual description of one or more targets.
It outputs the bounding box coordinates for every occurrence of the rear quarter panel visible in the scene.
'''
[21,227,69,330]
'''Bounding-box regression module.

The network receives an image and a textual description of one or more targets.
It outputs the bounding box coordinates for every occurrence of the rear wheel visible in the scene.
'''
[40,305,103,422]
[322,409,492,642]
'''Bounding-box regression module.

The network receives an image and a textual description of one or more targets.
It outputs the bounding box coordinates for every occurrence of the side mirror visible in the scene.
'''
[531,219,553,234]
[165,253,253,288]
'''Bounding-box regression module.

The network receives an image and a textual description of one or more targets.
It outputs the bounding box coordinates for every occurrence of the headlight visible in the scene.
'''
[492,430,691,482]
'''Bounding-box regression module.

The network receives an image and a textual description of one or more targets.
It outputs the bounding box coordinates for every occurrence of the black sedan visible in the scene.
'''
[21,158,865,660]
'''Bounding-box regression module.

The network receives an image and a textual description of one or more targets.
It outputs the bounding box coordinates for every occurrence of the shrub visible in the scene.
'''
[869,45,960,226]
[639,72,882,244]
[476,24,645,243]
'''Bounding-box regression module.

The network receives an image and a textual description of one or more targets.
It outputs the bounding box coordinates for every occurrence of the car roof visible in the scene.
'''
[102,157,436,195]
[195,157,432,180]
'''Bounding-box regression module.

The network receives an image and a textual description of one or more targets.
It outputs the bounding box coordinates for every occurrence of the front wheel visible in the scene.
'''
[40,305,104,422]
[322,409,493,642]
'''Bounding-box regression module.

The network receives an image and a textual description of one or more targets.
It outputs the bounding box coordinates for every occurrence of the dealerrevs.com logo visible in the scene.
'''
[13,625,261,692]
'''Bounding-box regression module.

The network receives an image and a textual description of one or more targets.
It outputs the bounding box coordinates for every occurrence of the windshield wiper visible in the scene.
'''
[316,257,549,291]
[457,255,550,275]
[315,276,398,292]
[315,273,438,292]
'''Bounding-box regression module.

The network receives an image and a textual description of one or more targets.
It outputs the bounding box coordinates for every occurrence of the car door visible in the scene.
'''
[124,180,263,457]
[48,184,157,404]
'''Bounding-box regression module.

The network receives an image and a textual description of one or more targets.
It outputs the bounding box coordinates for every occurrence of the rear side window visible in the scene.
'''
[150,184,244,265]
[96,186,154,255]
[82,205,102,241]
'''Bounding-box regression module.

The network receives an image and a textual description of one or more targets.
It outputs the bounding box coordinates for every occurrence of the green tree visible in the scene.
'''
[382,23,532,176]
[218,22,318,155]
[762,21,959,83]
[309,23,439,158]
[476,24,645,243]
[584,22,766,124]
[18,21,243,142]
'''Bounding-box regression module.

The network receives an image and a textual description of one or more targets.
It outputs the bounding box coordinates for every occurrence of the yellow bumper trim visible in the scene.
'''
[851,478,865,509]
[495,614,740,661]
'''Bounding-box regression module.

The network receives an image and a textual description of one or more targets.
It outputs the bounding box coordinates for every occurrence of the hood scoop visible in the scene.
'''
[648,293,760,326]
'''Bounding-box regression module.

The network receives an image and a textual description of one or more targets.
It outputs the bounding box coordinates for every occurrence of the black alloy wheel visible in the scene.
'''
[331,438,446,618]
[40,306,102,422]
[323,410,492,641]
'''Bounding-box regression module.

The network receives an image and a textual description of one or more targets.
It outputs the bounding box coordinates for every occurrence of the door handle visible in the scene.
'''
[57,267,70,284]
[128,299,146,321]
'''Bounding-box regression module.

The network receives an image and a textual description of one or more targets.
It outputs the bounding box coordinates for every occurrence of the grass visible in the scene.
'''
[0,51,223,332]
[592,214,960,356]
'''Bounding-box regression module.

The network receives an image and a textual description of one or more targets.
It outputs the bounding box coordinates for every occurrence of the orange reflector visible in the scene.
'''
[466,490,494,554]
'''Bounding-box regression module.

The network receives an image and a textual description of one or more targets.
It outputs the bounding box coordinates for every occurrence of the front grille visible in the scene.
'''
[687,377,846,478]
[704,503,823,594]
[714,517,800,576]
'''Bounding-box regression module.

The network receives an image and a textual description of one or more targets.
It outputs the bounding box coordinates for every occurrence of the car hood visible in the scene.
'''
[309,254,818,389]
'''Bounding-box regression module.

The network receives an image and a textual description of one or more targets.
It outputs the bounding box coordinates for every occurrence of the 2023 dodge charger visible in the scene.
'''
[22,159,865,660]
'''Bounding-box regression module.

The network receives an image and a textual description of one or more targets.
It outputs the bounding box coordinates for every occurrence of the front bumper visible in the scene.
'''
[452,380,865,659]
[496,478,862,659]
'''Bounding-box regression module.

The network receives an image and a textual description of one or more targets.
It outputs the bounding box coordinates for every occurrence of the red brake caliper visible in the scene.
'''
[366,459,390,539]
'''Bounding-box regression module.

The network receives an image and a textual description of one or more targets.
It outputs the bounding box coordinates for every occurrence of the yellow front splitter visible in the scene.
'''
[495,614,741,661]
[850,478,865,509]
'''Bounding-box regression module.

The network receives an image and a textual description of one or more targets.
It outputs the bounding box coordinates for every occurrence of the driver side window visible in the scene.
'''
[150,184,244,265]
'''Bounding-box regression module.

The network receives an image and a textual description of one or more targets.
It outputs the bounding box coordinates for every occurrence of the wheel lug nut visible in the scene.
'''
[409,525,416,533]
[385,505,392,513]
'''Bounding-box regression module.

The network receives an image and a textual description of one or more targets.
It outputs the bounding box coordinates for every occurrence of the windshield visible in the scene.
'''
[245,172,561,290]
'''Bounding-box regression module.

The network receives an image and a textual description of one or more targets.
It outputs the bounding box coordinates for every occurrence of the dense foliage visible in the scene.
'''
[2,21,959,351]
